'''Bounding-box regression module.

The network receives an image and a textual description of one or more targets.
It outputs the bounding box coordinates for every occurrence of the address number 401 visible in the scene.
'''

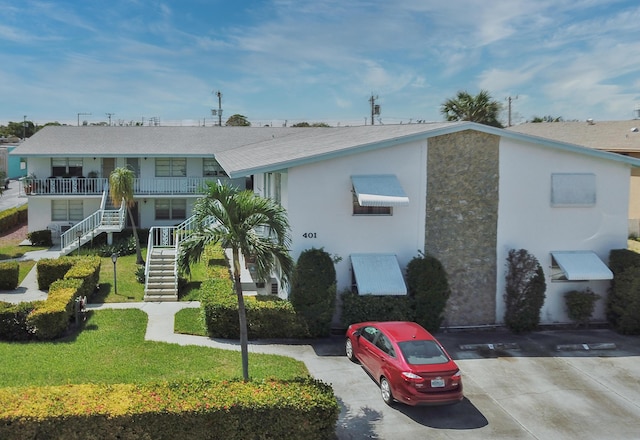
[302,232,317,238]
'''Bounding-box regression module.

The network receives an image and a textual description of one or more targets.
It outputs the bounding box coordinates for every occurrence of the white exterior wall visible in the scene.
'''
[285,140,428,294]
[497,139,631,324]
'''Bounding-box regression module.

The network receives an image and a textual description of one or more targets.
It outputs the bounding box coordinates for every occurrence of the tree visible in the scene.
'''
[440,90,504,128]
[503,249,546,333]
[530,115,564,123]
[109,167,144,264]
[225,114,251,126]
[177,182,294,381]
[292,122,331,127]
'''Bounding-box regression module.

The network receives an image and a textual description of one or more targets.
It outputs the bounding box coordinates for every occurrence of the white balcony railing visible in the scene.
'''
[22,177,227,196]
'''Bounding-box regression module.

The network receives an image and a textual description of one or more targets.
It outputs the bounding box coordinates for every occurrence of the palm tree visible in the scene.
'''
[177,182,294,381]
[440,90,504,128]
[109,167,144,264]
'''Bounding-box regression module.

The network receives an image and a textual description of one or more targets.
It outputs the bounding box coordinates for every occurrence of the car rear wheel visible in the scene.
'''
[380,377,394,405]
[345,338,357,362]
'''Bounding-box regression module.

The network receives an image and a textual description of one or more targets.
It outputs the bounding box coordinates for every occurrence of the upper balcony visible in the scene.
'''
[21,177,229,197]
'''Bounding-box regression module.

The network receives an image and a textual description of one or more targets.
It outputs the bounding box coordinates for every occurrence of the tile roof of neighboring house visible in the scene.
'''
[507,120,640,153]
[11,126,312,157]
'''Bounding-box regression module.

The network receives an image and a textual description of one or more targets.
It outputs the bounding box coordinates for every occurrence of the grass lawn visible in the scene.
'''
[0,242,48,261]
[0,308,308,388]
[175,307,207,336]
[95,252,146,302]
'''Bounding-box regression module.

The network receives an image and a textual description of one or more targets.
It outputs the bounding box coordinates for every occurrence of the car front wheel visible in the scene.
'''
[380,377,394,405]
[345,338,357,362]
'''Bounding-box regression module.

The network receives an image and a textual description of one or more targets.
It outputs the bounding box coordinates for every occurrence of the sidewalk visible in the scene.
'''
[0,247,60,303]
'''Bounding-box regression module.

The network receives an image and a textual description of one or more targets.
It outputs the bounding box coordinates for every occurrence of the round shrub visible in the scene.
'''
[565,288,600,327]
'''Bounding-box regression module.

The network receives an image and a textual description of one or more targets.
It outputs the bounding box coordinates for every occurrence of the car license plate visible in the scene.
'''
[431,378,445,388]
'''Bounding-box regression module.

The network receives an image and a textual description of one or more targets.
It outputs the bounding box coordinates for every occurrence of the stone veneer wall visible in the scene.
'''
[426,131,499,326]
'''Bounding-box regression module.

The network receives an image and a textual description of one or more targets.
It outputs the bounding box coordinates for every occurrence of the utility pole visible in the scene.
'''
[77,112,91,127]
[23,115,27,140]
[106,113,115,126]
[369,94,381,125]
[212,90,223,126]
[506,96,518,127]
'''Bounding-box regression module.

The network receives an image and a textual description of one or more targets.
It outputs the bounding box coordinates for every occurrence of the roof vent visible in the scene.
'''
[586,119,595,125]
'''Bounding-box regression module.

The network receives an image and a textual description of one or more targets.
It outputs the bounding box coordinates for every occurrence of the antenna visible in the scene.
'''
[212,90,223,126]
[369,94,380,126]
[77,112,91,127]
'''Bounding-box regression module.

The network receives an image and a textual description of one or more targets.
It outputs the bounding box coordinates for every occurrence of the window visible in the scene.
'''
[155,199,186,220]
[51,158,83,177]
[551,173,596,207]
[375,334,396,357]
[155,158,186,177]
[361,326,379,343]
[52,200,83,221]
[203,158,227,177]
[353,193,392,215]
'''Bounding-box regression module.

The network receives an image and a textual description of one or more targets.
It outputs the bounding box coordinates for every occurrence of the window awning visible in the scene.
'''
[351,253,407,295]
[551,251,613,281]
[351,175,409,207]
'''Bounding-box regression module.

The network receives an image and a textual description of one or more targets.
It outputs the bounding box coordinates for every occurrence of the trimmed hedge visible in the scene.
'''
[341,291,413,326]
[0,378,339,440]
[201,283,308,339]
[0,205,27,232]
[0,261,19,290]
[36,257,75,290]
[0,256,100,341]
[27,229,52,247]
[406,253,450,332]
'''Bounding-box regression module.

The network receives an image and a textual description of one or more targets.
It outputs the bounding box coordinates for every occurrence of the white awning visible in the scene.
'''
[351,175,409,207]
[351,253,407,295]
[551,251,613,281]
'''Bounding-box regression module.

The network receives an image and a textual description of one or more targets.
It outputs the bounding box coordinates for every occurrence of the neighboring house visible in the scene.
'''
[508,120,640,236]
[11,123,640,326]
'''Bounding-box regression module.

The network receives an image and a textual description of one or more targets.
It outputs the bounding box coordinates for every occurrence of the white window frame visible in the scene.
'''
[155,158,186,177]
[51,199,83,221]
[154,199,187,220]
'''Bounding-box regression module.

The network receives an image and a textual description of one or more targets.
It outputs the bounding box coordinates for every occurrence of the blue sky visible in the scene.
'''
[1,0,640,127]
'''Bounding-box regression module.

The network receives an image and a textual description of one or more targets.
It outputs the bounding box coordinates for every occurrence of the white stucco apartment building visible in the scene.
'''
[12,122,640,326]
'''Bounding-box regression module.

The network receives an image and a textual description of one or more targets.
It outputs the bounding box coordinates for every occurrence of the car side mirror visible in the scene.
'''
[353,330,361,338]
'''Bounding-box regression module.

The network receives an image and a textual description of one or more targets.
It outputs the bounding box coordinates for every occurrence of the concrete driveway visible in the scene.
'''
[310,328,640,440]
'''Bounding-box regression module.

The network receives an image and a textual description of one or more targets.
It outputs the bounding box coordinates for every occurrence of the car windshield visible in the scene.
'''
[397,340,449,365]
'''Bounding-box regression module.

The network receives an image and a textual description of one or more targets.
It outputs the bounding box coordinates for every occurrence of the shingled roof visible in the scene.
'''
[508,120,640,153]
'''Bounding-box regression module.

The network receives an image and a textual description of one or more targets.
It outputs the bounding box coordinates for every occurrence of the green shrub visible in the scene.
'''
[0,261,19,290]
[503,249,546,333]
[406,253,450,332]
[0,205,28,232]
[290,248,336,337]
[341,291,413,327]
[565,288,600,327]
[36,257,75,290]
[0,301,40,341]
[0,378,339,440]
[64,255,101,297]
[27,229,52,247]
[27,283,80,340]
[95,236,138,257]
[607,255,640,334]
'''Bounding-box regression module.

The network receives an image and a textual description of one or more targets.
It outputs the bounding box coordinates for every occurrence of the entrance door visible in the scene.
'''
[126,201,140,228]
[102,158,115,179]
[126,158,140,177]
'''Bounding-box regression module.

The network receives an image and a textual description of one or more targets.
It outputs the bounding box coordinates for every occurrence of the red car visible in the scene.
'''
[345,321,463,406]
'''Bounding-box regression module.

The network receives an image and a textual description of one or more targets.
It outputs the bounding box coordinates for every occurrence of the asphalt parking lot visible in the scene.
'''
[309,328,640,440]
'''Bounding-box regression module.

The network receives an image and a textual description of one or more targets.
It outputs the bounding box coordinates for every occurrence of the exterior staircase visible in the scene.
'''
[59,185,126,256]
[143,248,178,301]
